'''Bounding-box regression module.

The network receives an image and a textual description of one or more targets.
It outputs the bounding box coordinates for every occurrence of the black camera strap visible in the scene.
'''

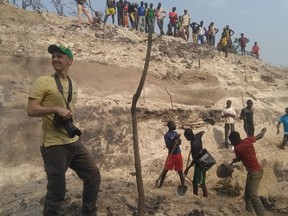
[54,73,72,109]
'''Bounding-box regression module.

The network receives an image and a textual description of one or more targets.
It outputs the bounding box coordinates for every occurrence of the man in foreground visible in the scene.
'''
[229,128,267,216]
[27,45,100,216]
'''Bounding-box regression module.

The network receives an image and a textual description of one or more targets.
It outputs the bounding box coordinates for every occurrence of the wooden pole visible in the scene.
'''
[131,27,153,216]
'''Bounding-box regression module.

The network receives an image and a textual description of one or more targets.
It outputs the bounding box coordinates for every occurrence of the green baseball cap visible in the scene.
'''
[48,44,73,59]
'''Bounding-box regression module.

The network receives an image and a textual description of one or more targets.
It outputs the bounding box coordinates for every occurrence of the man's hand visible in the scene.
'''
[261,128,267,133]
[55,107,73,120]
[184,168,189,176]
[232,158,240,164]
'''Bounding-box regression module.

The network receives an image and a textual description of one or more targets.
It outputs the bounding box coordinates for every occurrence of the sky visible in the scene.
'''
[31,0,288,67]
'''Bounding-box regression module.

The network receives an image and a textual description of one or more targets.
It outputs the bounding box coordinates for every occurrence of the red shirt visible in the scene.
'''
[234,137,261,172]
[169,11,178,24]
[252,45,259,54]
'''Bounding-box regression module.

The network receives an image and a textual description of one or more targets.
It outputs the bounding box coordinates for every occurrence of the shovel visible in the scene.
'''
[175,152,190,196]
[176,184,188,196]
[216,161,234,179]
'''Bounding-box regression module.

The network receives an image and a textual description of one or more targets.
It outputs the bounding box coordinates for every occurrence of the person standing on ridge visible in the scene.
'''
[27,45,101,216]
[221,100,236,148]
[190,22,200,45]
[167,7,178,37]
[238,33,249,55]
[252,42,260,59]
[277,107,288,149]
[197,21,206,44]
[155,2,166,35]
[229,128,267,216]
[179,9,191,41]
[76,0,93,24]
[207,22,218,47]
[137,1,146,32]
[156,121,185,189]
[116,0,125,26]
[223,25,234,51]
[147,3,155,33]
[104,0,116,25]
[240,99,255,137]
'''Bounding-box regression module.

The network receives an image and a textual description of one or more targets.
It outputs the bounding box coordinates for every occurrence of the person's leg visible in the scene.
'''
[83,7,93,23]
[244,173,254,214]
[112,15,115,24]
[175,153,184,186]
[69,141,101,215]
[212,35,215,46]
[251,126,255,137]
[157,20,161,33]
[159,19,164,35]
[247,125,254,137]
[186,27,189,41]
[193,33,197,45]
[192,180,198,195]
[117,12,121,26]
[224,123,230,147]
[248,170,265,216]
[173,23,177,37]
[231,123,235,132]
[178,171,185,186]
[139,16,144,32]
[281,135,288,149]
[157,169,168,188]
[200,35,205,44]
[41,145,70,216]
[151,17,155,33]
[201,184,208,197]
[244,122,248,136]
[167,23,172,35]
[77,4,84,24]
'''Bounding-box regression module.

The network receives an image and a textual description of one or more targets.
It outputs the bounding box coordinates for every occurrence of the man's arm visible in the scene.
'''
[277,121,282,134]
[196,131,205,138]
[239,108,245,120]
[255,128,267,141]
[231,157,241,164]
[27,98,72,119]
[184,160,195,175]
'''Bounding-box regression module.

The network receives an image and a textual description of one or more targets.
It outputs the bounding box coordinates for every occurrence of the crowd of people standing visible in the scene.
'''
[75,0,260,59]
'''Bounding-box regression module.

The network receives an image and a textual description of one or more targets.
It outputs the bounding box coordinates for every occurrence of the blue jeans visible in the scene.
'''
[245,169,264,216]
[41,140,101,216]
[198,34,205,44]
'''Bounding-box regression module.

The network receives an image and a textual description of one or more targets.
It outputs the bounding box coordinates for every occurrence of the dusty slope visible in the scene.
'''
[1,2,288,216]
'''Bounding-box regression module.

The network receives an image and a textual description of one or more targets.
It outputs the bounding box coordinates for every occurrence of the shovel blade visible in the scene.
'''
[176,185,188,196]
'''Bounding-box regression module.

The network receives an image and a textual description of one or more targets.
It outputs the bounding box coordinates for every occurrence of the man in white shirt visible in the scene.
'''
[197,21,206,44]
[221,100,236,148]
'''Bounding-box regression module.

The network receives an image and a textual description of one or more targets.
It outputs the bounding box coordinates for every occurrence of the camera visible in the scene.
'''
[52,114,81,138]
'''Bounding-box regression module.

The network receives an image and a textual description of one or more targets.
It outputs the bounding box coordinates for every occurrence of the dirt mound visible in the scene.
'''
[1,2,288,216]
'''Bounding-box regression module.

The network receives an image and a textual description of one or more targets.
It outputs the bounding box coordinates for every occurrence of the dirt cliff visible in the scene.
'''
[0,2,288,216]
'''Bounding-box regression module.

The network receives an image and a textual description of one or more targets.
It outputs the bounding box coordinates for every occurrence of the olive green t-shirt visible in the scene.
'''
[29,75,79,147]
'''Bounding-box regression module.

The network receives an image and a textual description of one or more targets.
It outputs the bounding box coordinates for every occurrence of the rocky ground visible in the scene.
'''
[0,2,288,216]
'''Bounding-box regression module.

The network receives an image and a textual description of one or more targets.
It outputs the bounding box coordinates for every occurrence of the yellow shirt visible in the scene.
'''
[29,75,79,147]
[221,37,228,46]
